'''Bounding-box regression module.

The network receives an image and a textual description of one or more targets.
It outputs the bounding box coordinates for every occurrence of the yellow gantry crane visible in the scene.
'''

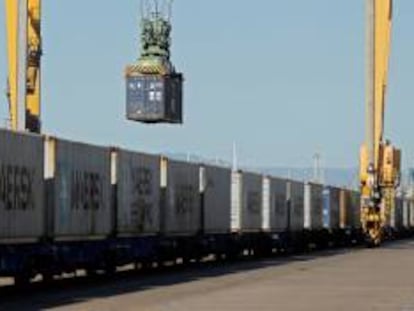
[360,0,401,246]
[5,0,42,133]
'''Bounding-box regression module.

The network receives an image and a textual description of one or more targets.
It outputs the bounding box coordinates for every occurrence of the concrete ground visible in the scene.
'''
[1,240,414,311]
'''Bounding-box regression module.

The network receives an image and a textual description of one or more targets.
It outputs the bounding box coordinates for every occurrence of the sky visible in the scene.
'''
[0,1,413,169]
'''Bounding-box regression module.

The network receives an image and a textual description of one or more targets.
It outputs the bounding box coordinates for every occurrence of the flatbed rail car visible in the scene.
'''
[0,128,412,285]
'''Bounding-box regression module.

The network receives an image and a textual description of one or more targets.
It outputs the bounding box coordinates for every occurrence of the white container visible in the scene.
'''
[287,180,304,231]
[112,149,160,236]
[304,182,323,230]
[262,176,288,232]
[231,171,262,232]
[161,158,200,235]
[200,165,231,234]
[45,137,112,240]
[0,130,44,244]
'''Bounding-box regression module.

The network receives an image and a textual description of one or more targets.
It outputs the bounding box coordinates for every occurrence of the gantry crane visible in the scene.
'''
[360,0,401,246]
[4,0,182,132]
[5,0,41,133]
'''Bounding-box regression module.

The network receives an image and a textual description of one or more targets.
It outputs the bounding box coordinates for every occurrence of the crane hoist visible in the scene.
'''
[360,0,401,246]
[4,0,183,133]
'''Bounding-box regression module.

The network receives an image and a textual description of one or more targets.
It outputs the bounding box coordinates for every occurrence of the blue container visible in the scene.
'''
[126,73,183,124]
[322,187,330,229]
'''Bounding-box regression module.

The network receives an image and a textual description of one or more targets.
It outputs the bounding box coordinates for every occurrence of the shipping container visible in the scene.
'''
[349,191,362,229]
[111,149,161,236]
[231,171,262,232]
[287,180,304,231]
[200,165,231,234]
[304,182,323,230]
[390,197,404,229]
[403,197,410,229]
[160,158,200,235]
[323,187,340,229]
[262,176,288,232]
[126,74,183,124]
[0,130,44,243]
[339,189,354,229]
[44,137,112,240]
[410,199,414,228]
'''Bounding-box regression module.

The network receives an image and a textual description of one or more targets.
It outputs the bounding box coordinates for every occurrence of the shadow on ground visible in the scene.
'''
[0,240,412,311]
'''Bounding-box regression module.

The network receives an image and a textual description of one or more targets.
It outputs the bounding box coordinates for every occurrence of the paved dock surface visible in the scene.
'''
[1,240,414,311]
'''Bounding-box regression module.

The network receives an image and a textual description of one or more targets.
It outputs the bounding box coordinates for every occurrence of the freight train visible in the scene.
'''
[0,129,412,285]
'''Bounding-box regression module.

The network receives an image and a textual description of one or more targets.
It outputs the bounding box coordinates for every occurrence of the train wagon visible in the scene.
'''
[159,157,201,261]
[262,176,289,250]
[287,180,305,247]
[0,130,45,277]
[199,164,232,256]
[110,148,161,264]
[304,182,323,246]
[231,170,263,254]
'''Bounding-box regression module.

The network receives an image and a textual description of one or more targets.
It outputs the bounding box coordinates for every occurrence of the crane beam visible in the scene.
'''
[360,0,399,246]
[5,0,42,133]
[5,0,19,131]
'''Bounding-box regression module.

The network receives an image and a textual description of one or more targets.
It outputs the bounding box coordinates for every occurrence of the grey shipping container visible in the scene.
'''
[0,130,44,243]
[231,171,262,232]
[44,137,112,240]
[349,191,362,229]
[262,176,288,232]
[390,197,403,229]
[287,180,304,232]
[126,74,183,124]
[304,182,323,230]
[112,149,160,236]
[323,187,340,230]
[339,189,354,229]
[161,158,200,235]
[403,197,410,229]
[200,165,231,234]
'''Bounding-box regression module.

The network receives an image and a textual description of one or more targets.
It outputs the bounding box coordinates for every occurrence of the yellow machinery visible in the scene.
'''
[5,0,181,129]
[5,0,42,133]
[360,0,401,246]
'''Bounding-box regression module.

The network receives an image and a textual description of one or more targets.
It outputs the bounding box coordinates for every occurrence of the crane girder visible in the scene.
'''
[4,0,42,133]
[360,0,400,246]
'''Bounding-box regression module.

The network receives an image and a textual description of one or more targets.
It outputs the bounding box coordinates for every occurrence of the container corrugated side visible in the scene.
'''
[0,130,44,244]
[45,137,112,240]
[403,197,410,229]
[200,165,231,234]
[329,187,340,229]
[304,182,323,230]
[339,189,354,229]
[112,149,160,236]
[391,197,404,229]
[350,191,362,229]
[161,158,200,235]
[231,171,262,232]
[241,172,263,232]
[270,177,288,232]
[288,180,304,231]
